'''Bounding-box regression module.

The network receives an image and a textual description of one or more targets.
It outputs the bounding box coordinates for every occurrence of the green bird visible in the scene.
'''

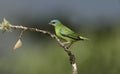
[49,20,88,48]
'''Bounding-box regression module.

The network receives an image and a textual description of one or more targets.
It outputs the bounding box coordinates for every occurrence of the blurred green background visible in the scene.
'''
[0,0,120,74]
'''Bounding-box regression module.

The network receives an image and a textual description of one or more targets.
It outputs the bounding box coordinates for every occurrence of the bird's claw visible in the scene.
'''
[62,42,71,45]
[62,42,73,49]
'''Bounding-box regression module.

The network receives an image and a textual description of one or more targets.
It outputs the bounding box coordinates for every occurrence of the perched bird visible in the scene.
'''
[49,19,88,48]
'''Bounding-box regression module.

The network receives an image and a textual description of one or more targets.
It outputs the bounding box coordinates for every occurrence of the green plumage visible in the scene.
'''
[49,20,88,43]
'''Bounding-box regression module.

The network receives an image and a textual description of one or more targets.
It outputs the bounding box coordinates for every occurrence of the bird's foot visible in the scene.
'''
[62,42,73,49]
[62,41,71,45]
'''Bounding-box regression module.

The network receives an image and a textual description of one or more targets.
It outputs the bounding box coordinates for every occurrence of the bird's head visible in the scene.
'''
[49,20,61,26]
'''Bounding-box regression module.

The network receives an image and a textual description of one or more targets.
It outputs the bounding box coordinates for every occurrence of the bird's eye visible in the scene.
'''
[52,22,56,24]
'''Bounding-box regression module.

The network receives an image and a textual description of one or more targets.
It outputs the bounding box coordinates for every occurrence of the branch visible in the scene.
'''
[0,18,78,74]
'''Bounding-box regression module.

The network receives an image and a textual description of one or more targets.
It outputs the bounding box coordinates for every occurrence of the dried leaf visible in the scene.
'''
[13,39,22,51]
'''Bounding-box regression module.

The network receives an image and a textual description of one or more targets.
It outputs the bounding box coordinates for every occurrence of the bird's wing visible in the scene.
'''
[60,26,80,40]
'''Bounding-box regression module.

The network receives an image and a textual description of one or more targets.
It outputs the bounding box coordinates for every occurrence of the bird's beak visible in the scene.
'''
[48,22,52,25]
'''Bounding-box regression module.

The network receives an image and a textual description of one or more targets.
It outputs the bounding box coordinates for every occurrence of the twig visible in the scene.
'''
[11,25,78,74]
[0,19,78,74]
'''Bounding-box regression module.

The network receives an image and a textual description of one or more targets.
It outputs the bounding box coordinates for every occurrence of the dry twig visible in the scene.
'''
[0,18,78,74]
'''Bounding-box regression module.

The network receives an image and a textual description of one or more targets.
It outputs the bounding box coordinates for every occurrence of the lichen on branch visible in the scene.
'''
[0,18,12,32]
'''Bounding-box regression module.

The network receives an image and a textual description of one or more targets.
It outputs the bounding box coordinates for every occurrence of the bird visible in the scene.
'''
[49,19,89,48]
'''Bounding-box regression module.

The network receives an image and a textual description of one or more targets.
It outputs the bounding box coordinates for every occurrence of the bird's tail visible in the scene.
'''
[79,36,90,40]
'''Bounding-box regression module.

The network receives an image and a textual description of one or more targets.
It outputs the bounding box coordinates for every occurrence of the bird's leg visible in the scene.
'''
[62,41,71,45]
[66,42,73,49]
[62,41,73,49]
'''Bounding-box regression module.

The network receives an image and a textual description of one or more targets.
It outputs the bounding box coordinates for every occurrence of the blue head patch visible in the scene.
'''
[49,19,61,26]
